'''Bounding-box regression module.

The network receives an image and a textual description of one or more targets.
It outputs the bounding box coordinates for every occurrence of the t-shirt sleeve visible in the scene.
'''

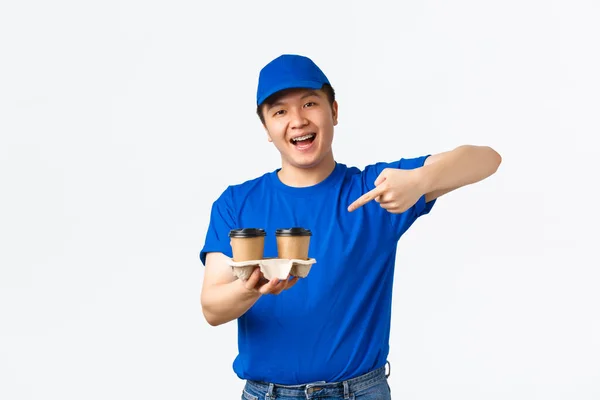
[199,186,237,266]
[363,155,436,240]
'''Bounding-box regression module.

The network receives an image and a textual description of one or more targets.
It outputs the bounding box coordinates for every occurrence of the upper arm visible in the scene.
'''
[423,151,456,202]
[204,252,236,286]
[201,252,237,302]
[199,187,238,299]
[199,186,237,265]
[423,150,450,166]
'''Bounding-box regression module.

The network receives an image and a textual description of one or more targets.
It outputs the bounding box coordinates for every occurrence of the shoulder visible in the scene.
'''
[228,171,272,193]
[213,171,274,206]
[340,156,430,190]
[349,155,431,176]
[341,160,401,180]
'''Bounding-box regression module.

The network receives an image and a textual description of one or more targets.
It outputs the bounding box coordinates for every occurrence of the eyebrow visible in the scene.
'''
[300,90,320,99]
[267,91,321,110]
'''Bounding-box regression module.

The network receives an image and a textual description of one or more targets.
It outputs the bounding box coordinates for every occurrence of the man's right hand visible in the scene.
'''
[244,267,299,295]
[201,252,301,326]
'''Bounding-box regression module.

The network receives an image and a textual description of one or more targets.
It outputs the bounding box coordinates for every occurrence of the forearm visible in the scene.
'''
[201,279,261,326]
[419,145,501,194]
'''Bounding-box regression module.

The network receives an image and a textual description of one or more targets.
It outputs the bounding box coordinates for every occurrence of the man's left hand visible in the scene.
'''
[347,168,424,214]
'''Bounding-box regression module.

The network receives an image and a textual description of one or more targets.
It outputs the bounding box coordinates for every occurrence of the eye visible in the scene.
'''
[304,101,316,108]
[273,109,286,117]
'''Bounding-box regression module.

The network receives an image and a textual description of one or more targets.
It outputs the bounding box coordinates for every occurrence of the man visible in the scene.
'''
[200,54,501,399]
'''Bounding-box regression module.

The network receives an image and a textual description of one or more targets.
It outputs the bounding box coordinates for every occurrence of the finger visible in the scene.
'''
[374,171,388,186]
[379,202,408,214]
[285,276,299,290]
[259,277,281,295]
[347,186,386,212]
[257,276,270,286]
[377,191,395,203]
[270,275,297,295]
[273,282,292,295]
[378,202,397,211]
[271,278,289,294]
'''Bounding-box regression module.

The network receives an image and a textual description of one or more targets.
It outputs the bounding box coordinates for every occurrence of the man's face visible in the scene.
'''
[262,88,338,170]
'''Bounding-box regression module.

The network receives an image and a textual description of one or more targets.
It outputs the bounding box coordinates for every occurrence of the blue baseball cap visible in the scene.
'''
[256,54,330,106]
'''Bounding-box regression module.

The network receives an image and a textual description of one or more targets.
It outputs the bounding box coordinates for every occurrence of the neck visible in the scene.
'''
[277,154,336,187]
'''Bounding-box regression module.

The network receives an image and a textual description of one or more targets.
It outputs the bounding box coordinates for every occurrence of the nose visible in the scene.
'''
[289,108,308,129]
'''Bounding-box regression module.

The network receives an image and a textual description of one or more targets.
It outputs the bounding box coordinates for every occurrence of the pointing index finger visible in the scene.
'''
[347,185,386,212]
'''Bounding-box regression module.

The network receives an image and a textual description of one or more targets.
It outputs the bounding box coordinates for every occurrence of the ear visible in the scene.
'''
[332,100,339,126]
[264,125,273,142]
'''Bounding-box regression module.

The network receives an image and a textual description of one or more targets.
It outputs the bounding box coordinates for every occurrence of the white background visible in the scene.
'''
[1,0,599,399]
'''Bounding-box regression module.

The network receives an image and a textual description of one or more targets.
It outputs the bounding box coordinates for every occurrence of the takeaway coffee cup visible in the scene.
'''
[275,227,312,260]
[229,228,266,261]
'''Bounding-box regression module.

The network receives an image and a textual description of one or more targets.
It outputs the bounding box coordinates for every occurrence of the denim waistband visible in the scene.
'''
[245,362,390,399]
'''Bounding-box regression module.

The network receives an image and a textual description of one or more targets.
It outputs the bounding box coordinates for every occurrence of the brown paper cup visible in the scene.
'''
[229,228,266,261]
[275,227,312,260]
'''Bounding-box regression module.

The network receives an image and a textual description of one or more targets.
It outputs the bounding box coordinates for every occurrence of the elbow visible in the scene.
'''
[201,296,232,326]
[200,296,221,327]
[205,315,223,327]
[480,145,502,173]
[490,147,502,172]
[201,306,224,327]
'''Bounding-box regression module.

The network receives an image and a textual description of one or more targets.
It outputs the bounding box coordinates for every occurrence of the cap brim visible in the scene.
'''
[257,80,325,106]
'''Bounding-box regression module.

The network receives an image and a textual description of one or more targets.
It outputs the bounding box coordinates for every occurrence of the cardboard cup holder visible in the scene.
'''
[226,258,317,281]
[228,227,315,281]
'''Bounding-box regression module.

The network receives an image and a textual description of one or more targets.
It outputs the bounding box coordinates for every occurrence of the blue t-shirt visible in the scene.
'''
[200,156,436,384]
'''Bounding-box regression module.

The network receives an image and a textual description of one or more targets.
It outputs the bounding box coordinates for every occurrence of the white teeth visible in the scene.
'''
[292,134,315,142]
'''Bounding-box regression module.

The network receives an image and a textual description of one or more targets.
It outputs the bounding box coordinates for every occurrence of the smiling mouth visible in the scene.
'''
[290,133,316,146]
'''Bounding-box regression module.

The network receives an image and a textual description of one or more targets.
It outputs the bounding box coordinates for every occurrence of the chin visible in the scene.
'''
[291,155,325,169]
[282,140,333,170]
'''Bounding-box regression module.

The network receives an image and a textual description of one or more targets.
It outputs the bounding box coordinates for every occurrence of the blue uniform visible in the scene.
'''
[200,156,436,385]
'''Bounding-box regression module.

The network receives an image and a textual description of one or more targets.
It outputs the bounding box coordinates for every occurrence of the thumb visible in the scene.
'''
[244,267,261,290]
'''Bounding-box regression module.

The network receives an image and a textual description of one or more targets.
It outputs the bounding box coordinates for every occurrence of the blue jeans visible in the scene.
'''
[241,362,391,399]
